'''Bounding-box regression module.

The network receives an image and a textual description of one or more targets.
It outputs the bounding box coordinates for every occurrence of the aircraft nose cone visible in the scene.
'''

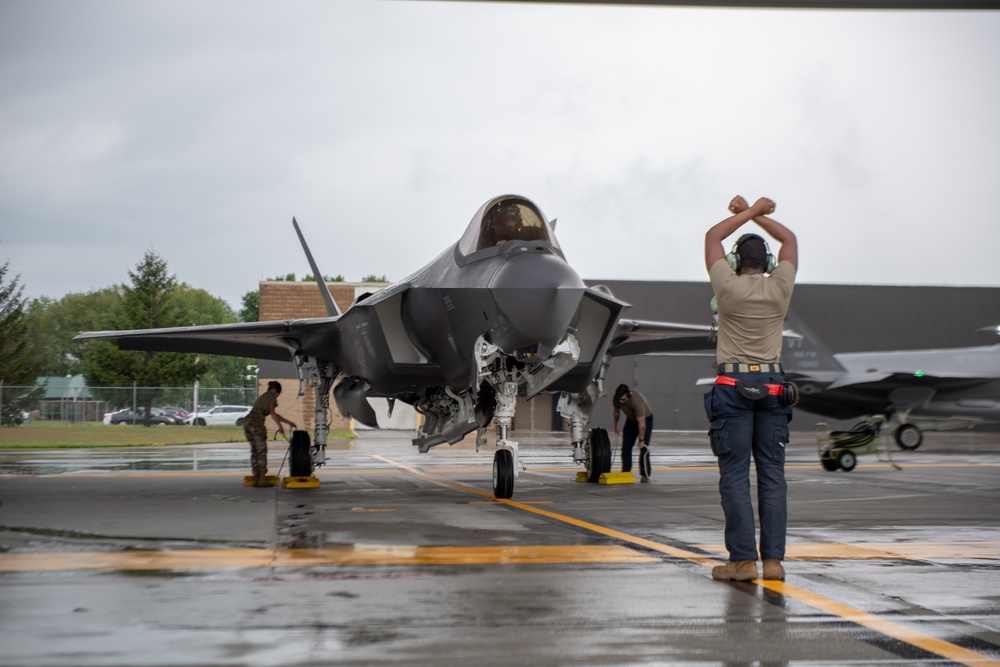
[489,249,585,354]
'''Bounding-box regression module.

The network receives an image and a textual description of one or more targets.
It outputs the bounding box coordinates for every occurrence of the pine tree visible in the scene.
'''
[0,261,42,425]
[81,251,202,425]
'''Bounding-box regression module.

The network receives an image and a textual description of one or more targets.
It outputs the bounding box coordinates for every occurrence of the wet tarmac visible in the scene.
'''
[1,429,999,666]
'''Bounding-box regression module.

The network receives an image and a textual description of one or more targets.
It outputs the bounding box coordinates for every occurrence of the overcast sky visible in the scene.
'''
[2,0,998,313]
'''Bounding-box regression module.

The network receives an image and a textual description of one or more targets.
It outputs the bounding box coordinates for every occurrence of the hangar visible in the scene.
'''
[596,280,1000,432]
[256,279,999,435]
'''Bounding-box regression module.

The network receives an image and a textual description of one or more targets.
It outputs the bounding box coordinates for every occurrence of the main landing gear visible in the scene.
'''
[493,449,515,499]
[289,430,312,478]
[586,427,612,483]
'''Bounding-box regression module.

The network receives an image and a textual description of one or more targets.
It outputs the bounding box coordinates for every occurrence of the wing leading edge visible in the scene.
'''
[74,317,342,363]
[608,319,718,357]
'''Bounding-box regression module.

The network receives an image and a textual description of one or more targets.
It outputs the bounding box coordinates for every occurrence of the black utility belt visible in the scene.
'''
[715,375,799,406]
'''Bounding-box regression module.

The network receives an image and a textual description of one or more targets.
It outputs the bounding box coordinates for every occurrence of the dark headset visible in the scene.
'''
[726,233,777,274]
[615,384,631,400]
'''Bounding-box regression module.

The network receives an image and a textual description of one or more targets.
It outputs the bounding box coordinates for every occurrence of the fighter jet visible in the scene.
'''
[76,195,718,498]
[780,311,1000,449]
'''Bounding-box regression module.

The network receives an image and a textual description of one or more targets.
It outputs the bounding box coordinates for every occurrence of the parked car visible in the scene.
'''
[185,405,252,426]
[108,407,182,426]
[160,406,190,421]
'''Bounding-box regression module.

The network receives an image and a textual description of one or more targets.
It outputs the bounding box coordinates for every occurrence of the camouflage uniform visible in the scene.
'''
[244,390,278,477]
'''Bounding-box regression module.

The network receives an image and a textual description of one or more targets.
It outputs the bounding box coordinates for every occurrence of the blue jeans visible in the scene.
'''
[622,414,653,475]
[704,372,791,561]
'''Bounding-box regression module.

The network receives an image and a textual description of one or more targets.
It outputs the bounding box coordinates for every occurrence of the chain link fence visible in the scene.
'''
[1,383,259,424]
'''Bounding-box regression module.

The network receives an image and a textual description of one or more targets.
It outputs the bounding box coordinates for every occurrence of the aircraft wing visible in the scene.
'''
[74,317,342,362]
[606,319,718,357]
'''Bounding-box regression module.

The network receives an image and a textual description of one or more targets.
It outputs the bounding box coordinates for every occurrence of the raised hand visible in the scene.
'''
[751,197,776,216]
[729,195,749,214]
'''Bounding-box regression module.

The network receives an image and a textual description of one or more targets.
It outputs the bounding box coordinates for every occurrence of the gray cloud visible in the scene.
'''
[2,1,997,310]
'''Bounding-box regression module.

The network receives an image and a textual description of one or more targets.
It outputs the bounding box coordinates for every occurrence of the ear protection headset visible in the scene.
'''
[726,233,777,274]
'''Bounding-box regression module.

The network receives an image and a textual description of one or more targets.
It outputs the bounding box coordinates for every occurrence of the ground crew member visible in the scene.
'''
[243,380,297,488]
[612,383,654,482]
[704,195,798,581]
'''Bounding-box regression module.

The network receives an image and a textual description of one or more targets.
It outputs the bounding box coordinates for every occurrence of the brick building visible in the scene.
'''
[256,281,391,434]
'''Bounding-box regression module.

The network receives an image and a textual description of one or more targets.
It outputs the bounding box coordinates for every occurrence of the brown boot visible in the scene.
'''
[762,559,785,581]
[711,559,758,581]
[252,474,271,488]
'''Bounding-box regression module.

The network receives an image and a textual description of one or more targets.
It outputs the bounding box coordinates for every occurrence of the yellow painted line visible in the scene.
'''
[0,469,404,479]
[374,454,1000,667]
[696,542,1000,561]
[0,545,656,572]
[276,545,656,566]
[346,508,398,513]
[469,500,554,505]
[759,579,1000,667]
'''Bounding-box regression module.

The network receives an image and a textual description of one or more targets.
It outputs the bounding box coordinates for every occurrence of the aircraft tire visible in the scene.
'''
[837,449,857,472]
[820,453,839,471]
[895,424,923,450]
[493,449,514,499]
[289,430,312,477]
[587,427,612,483]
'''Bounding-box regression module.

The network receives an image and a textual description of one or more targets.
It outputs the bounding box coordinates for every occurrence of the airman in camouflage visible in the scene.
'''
[243,381,297,487]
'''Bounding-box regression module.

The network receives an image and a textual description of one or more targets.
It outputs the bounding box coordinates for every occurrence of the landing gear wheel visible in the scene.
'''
[836,449,857,472]
[493,449,514,499]
[820,453,839,471]
[587,427,612,483]
[289,430,313,477]
[895,424,923,450]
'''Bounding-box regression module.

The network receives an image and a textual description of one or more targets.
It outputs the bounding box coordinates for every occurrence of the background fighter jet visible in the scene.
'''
[76,195,718,498]
[780,312,1000,450]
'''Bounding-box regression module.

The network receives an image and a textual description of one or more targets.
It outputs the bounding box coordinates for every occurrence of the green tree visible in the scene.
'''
[27,287,121,376]
[303,274,345,282]
[239,289,259,323]
[0,261,43,425]
[80,251,203,425]
[174,284,254,389]
[361,274,389,283]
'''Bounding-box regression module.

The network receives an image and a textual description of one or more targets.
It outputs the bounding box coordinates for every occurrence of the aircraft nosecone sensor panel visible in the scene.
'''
[489,248,586,356]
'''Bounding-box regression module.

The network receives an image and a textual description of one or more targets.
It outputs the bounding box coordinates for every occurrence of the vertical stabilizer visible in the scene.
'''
[781,310,846,375]
[292,217,342,318]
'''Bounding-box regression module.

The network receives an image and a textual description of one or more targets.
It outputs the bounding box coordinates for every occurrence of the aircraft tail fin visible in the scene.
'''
[292,217,342,318]
[781,310,847,376]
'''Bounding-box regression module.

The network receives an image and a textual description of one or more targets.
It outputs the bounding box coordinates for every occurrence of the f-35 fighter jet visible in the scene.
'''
[77,195,717,498]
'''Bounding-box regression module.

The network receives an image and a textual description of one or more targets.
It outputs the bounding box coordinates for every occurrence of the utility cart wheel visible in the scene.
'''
[837,449,857,472]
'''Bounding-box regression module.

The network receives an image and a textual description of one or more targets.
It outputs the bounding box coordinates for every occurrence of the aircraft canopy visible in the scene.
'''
[458,196,560,255]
